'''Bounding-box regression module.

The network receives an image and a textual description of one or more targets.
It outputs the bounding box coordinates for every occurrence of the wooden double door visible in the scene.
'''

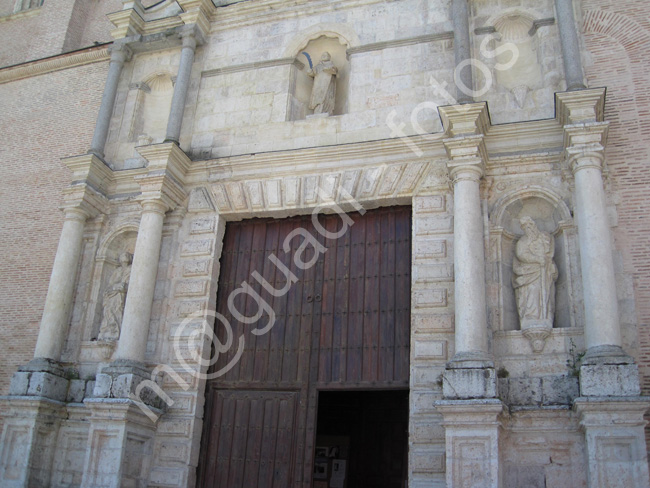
[197,206,412,488]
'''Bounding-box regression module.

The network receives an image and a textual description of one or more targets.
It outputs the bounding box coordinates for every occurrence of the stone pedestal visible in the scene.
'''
[0,397,67,488]
[435,399,505,488]
[80,398,160,488]
[574,398,650,488]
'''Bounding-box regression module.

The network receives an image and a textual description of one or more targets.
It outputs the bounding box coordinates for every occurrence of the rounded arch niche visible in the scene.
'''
[287,29,356,120]
[87,226,138,342]
[489,187,580,332]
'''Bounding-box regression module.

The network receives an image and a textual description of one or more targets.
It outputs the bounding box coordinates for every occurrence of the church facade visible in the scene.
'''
[1,1,650,487]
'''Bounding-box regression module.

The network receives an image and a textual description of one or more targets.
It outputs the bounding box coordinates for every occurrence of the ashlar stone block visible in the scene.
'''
[442,367,497,399]
[9,371,31,396]
[27,372,69,402]
[580,363,641,397]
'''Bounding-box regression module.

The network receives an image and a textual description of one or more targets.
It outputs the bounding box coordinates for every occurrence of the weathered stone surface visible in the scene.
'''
[542,375,580,405]
[26,372,69,401]
[93,373,113,398]
[66,379,86,403]
[443,367,497,399]
[9,371,31,396]
[580,363,641,397]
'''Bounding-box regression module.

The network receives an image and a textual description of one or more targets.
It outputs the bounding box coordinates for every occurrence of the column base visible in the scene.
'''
[580,346,640,396]
[0,396,67,488]
[94,360,163,408]
[574,397,650,488]
[435,399,505,488]
[10,358,69,402]
[443,367,497,399]
[443,352,496,399]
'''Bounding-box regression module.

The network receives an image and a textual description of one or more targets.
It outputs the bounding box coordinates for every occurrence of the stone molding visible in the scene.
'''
[347,31,454,56]
[0,5,41,22]
[202,57,304,78]
[0,45,110,85]
[556,88,606,125]
[439,102,490,137]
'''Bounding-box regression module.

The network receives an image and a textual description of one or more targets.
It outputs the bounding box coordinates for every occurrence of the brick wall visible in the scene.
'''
[0,0,117,67]
[0,61,107,395]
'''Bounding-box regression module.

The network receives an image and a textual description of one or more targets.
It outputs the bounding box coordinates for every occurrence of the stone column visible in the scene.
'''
[438,103,496,399]
[557,89,650,488]
[89,43,132,158]
[569,135,621,352]
[451,0,473,103]
[448,150,489,365]
[109,142,190,368]
[554,0,586,91]
[113,200,168,364]
[164,27,200,144]
[557,89,640,395]
[32,207,90,363]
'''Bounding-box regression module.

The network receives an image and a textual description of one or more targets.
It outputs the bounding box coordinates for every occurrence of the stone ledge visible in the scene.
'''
[0,44,110,85]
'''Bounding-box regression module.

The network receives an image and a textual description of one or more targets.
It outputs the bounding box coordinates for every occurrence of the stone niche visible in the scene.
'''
[113,72,174,168]
[492,11,543,108]
[489,188,581,334]
[79,227,137,362]
[289,34,350,120]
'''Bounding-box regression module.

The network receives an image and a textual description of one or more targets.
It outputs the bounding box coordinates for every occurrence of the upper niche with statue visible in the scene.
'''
[289,35,349,120]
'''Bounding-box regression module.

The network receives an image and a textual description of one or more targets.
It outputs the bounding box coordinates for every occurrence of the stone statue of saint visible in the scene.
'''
[97,252,132,341]
[307,51,338,115]
[512,217,558,329]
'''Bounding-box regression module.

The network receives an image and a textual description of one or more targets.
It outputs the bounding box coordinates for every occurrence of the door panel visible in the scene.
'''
[198,206,412,488]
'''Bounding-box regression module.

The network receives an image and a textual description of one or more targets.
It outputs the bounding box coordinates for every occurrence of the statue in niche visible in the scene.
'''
[307,52,338,115]
[97,252,132,341]
[512,217,558,330]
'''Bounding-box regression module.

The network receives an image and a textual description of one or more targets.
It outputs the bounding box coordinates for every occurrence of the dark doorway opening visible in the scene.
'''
[313,390,409,488]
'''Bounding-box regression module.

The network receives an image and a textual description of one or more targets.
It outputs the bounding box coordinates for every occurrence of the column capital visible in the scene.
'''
[556,87,606,125]
[443,134,487,182]
[139,198,170,215]
[108,41,133,63]
[134,142,191,211]
[563,122,609,175]
[178,24,205,49]
[438,102,490,137]
[61,184,109,219]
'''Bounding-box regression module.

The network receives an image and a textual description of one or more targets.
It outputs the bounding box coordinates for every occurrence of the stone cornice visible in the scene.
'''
[0,45,110,85]
[347,31,454,56]
[63,154,114,196]
[0,6,41,23]
[438,102,490,138]
[198,134,448,184]
[202,57,304,78]
[135,142,192,209]
[555,88,606,125]
[105,0,419,40]
[209,0,402,32]
[61,184,110,218]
